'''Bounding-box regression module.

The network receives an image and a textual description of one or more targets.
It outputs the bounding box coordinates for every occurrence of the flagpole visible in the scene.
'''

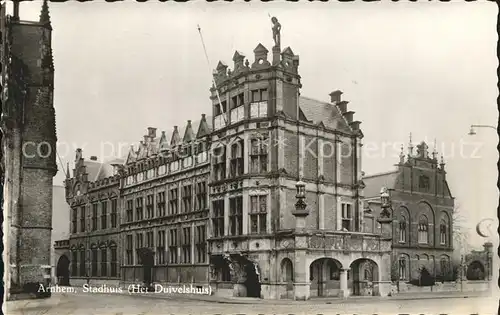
[197,24,227,125]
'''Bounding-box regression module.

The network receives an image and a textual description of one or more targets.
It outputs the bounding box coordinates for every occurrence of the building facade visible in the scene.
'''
[1,1,57,300]
[362,140,454,283]
[63,19,394,299]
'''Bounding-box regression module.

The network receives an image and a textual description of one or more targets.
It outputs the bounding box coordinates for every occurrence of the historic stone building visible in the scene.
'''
[1,1,57,300]
[64,151,123,286]
[63,18,395,300]
[362,139,454,283]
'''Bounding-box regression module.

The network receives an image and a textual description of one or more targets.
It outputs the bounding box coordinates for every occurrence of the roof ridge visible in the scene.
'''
[363,170,399,179]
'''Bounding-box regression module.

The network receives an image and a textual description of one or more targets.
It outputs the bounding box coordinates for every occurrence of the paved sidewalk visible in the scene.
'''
[65,285,490,305]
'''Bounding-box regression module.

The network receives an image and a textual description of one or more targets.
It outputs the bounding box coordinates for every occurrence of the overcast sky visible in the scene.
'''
[13,1,498,248]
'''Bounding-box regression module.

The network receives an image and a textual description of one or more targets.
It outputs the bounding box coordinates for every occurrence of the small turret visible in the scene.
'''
[39,0,52,30]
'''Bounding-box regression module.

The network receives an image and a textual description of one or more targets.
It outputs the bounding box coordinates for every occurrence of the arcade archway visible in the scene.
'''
[56,255,70,286]
[466,261,486,280]
[309,257,343,297]
[349,258,378,296]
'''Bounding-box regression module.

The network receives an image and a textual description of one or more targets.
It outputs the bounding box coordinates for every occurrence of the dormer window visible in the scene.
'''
[171,160,180,172]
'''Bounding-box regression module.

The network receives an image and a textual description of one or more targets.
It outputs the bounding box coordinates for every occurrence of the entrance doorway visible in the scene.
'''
[56,255,70,286]
[244,262,261,298]
[138,248,154,287]
[349,258,378,296]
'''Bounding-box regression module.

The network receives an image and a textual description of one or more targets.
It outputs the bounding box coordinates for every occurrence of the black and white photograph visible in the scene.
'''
[2,1,498,314]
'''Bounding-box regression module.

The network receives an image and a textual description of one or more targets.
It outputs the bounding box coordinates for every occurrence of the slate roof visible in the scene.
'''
[84,158,125,181]
[298,96,352,132]
[362,171,400,198]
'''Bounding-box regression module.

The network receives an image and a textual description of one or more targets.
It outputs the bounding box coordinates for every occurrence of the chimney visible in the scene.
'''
[336,101,349,114]
[342,111,355,123]
[13,1,19,20]
[147,127,157,139]
[329,90,343,103]
[349,121,361,131]
[201,113,206,120]
[90,156,98,161]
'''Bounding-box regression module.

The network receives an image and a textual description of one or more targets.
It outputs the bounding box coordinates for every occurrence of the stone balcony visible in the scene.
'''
[208,230,391,255]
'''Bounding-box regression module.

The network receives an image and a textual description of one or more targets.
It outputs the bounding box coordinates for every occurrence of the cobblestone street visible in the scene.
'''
[4,292,497,315]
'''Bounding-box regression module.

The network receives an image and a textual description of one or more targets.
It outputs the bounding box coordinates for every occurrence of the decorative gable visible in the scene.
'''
[170,126,181,147]
[183,120,195,143]
[196,114,211,138]
[126,145,137,164]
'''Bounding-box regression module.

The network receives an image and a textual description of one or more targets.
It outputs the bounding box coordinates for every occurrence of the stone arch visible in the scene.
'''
[56,255,70,286]
[280,258,293,282]
[466,260,485,280]
[309,257,343,297]
[349,258,379,296]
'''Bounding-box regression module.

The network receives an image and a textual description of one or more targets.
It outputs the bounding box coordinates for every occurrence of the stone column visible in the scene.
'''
[292,180,310,300]
[339,268,349,298]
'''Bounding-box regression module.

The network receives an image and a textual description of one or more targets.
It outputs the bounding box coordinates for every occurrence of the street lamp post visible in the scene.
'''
[468,124,496,136]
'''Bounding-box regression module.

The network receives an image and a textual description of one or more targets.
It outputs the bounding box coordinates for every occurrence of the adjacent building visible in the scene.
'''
[362,139,454,283]
[1,1,57,300]
[63,19,396,299]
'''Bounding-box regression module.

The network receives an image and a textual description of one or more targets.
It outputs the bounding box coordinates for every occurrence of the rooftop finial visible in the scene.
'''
[408,132,413,157]
[432,138,438,160]
[40,0,52,29]
[440,154,445,170]
[399,144,405,164]
[66,162,70,179]
[271,16,281,49]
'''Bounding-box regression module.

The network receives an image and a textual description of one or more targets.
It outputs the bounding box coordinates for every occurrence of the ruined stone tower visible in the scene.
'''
[1,0,57,300]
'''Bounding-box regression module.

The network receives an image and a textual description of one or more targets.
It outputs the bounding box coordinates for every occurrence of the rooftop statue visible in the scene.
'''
[271,16,281,48]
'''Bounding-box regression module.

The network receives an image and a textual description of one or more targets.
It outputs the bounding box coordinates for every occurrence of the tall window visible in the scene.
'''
[440,219,447,245]
[126,235,133,265]
[157,230,165,264]
[79,250,85,276]
[399,215,407,243]
[230,93,245,124]
[250,136,268,173]
[230,140,244,178]
[250,195,267,234]
[440,257,449,278]
[418,216,429,244]
[213,147,226,181]
[195,182,207,211]
[195,225,206,263]
[419,175,430,191]
[80,206,86,232]
[182,185,192,213]
[168,188,178,215]
[111,199,118,228]
[212,200,225,237]
[146,231,154,248]
[181,227,191,264]
[398,256,408,280]
[100,248,107,277]
[157,191,166,217]
[126,200,133,223]
[72,208,77,233]
[71,251,78,276]
[135,233,143,264]
[341,203,353,231]
[91,248,98,276]
[110,247,117,277]
[146,194,154,219]
[92,203,98,231]
[136,197,144,221]
[168,229,178,264]
[101,200,107,229]
[250,89,268,118]
[229,196,243,236]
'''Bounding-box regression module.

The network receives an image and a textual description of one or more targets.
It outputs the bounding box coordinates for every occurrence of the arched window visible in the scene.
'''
[440,256,449,278]
[418,216,428,244]
[440,219,447,245]
[281,258,294,282]
[399,215,407,243]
